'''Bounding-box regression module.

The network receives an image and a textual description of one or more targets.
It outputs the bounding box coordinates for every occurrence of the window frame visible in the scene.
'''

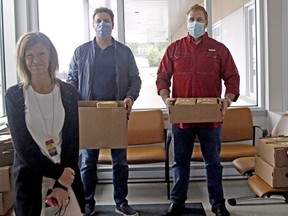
[245,3,257,100]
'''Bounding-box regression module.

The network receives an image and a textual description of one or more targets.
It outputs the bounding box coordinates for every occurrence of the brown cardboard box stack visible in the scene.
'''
[255,136,288,188]
[0,133,14,215]
[169,97,222,123]
[78,101,128,149]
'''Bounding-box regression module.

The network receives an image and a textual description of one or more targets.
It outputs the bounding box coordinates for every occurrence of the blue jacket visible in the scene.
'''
[67,37,141,101]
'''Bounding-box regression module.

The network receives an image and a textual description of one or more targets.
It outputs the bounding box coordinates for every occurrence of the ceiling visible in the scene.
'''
[124,0,201,43]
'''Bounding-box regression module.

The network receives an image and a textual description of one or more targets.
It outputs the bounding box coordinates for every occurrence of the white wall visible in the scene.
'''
[263,0,288,128]
[221,8,246,98]
[264,0,284,112]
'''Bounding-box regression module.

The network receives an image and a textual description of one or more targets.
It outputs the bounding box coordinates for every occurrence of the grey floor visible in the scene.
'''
[5,178,286,216]
[93,179,288,216]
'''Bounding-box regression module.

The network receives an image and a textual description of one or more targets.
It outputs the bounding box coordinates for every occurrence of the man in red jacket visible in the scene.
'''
[156,4,240,216]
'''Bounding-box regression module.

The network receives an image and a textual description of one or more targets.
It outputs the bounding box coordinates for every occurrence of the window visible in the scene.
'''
[39,0,258,109]
[123,0,171,109]
[212,21,222,42]
[38,0,85,80]
[245,3,257,101]
[88,0,169,109]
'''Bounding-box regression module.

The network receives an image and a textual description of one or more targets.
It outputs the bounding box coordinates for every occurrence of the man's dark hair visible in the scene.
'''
[93,7,114,24]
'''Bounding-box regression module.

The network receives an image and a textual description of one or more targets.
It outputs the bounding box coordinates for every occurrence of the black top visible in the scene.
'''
[5,80,85,214]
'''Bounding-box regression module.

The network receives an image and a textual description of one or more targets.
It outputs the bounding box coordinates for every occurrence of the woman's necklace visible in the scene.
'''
[33,88,58,157]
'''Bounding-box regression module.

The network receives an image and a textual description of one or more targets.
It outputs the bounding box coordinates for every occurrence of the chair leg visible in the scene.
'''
[227,195,258,206]
[165,130,171,200]
[165,157,170,199]
[227,193,288,206]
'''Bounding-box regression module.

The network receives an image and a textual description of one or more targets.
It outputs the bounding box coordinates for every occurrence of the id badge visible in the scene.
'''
[45,139,58,157]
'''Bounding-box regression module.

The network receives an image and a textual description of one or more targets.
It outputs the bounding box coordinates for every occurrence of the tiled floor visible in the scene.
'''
[93,179,288,216]
[7,178,288,215]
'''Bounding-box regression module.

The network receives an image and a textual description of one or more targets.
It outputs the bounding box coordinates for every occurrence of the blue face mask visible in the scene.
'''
[187,21,205,38]
[95,21,112,38]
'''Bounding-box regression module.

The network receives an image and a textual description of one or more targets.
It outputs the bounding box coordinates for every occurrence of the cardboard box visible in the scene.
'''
[0,134,14,167]
[0,190,14,215]
[78,101,127,149]
[169,97,222,123]
[258,137,288,167]
[260,136,288,143]
[255,155,288,188]
[0,166,11,192]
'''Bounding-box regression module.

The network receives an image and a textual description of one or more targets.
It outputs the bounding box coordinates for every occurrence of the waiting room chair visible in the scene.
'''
[232,156,255,176]
[228,112,288,206]
[98,110,170,199]
[191,107,268,162]
[227,175,288,206]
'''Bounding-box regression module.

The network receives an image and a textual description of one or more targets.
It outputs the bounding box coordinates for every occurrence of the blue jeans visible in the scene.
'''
[80,148,129,206]
[170,125,225,209]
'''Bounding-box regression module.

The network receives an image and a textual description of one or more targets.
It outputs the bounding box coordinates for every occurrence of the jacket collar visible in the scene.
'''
[92,36,116,49]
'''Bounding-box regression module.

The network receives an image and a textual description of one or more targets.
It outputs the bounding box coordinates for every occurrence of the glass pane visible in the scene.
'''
[38,0,85,80]
[246,4,256,97]
[88,0,168,109]
[39,0,258,108]
[124,0,170,109]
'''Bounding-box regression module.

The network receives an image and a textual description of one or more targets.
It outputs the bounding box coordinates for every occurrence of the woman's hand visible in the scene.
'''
[47,188,70,208]
[58,167,75,188]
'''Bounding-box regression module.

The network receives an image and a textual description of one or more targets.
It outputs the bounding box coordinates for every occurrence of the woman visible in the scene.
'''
[5,32,85,215]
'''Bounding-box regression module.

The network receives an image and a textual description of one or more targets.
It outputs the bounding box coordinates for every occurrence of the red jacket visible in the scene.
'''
[156,33,240,128]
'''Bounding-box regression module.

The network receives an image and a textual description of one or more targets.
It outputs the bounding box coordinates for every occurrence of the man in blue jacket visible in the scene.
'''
[67,7,141,216]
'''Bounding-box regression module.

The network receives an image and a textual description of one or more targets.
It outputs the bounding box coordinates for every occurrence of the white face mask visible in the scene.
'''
[187,21,205,38]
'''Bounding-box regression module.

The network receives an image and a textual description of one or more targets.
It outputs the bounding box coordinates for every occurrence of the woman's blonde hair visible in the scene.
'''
[16,32,59,88]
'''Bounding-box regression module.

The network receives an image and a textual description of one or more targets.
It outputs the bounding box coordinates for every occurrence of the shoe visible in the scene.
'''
[212,205,230,216]
[115,203,139,216]
[162,203,185,216]
[84,204,96,216]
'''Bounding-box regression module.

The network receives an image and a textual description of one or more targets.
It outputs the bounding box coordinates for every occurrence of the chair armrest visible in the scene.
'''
[252,125,269,146]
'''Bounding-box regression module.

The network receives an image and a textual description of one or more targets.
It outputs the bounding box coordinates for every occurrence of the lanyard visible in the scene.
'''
[33,88,55,139]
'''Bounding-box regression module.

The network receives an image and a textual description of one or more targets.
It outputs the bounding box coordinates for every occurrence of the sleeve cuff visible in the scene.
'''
[53,181,68,191]
[127,96,135,103]
[225,97,232,107]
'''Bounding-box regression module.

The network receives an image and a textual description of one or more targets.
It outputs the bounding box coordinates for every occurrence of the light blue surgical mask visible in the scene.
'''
[187,21,205,38]
[95,21,112,38]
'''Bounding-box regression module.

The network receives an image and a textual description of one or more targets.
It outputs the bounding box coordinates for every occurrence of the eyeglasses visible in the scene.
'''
[54,199,70,216]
